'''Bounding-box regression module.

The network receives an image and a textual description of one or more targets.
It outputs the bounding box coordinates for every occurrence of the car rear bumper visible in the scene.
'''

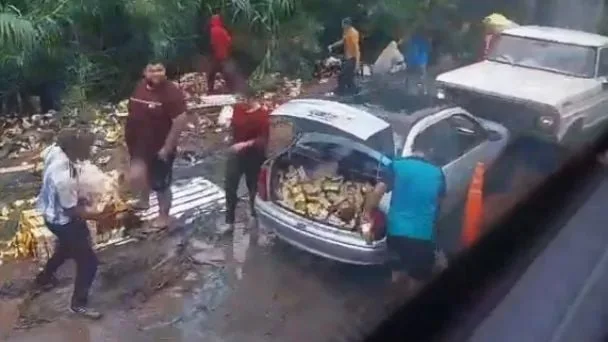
[256,199,388,265]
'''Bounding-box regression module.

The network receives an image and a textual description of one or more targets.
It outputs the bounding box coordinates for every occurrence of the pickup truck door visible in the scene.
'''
[584,47,608,134]
[402,110,495,215]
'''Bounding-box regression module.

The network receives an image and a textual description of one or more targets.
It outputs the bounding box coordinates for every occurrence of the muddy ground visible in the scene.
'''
[0,77,558,342]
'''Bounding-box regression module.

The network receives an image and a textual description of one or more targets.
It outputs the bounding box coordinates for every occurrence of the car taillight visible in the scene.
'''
[362,209,386,244]
[257,166,269,201]
[370,209,386,239]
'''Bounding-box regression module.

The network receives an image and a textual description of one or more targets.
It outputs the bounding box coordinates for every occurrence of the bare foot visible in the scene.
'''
[151,215,170,229]
[129,198,150,211]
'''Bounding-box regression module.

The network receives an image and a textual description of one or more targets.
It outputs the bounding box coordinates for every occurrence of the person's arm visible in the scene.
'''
[160,85,190,156]
[328,38,344,51]
[126,99,147,161]
[362,159,393,217]
[223,28,232,49]
[353,32,361,65]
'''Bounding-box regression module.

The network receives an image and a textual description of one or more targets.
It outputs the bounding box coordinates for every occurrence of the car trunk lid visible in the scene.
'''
[271,99,395,157]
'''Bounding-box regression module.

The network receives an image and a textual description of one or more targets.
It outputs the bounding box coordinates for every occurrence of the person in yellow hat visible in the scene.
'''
[480,13,518,60]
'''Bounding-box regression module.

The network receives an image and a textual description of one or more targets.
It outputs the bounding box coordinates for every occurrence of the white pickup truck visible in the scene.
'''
[435,25,608,148]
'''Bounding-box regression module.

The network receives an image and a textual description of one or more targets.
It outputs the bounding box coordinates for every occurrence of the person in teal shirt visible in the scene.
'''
[366,137,446,289]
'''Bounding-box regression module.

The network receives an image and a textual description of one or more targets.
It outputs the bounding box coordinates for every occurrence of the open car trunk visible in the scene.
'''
[267,99,395,241]
[269,135,388,240]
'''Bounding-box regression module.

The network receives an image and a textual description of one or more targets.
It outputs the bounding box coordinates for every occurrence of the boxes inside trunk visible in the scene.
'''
[270,141,387,237]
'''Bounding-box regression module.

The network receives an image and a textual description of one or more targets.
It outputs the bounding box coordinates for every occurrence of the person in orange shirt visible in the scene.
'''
[328,17,360,95]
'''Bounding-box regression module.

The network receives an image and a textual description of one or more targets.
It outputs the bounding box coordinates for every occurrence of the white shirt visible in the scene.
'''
[373,41,405,75]
[36,144,79,225]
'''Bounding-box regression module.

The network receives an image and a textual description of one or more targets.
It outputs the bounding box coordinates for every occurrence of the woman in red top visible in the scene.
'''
[220,89,270,234]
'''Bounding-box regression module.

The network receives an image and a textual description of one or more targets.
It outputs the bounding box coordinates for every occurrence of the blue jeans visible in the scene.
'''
[406,64,428,95]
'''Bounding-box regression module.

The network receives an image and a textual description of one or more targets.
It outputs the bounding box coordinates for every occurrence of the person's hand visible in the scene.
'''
[157,146,171,161]
[230,141,252,153]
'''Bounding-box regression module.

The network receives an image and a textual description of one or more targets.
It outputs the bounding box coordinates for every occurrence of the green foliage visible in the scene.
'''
[0,0,472,110]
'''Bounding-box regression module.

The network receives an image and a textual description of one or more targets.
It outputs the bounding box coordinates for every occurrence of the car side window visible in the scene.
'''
[412,114,486,166]
[447,114,487,155]
[412,120,460,166]
[598,48,608,77]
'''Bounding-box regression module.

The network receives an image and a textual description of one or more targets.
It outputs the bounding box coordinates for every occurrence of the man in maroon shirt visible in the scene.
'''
[220,89,270,234]
[126,61,189,228]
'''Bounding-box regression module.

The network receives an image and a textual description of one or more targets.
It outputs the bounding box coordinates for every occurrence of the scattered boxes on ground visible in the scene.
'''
[0,163,131,264]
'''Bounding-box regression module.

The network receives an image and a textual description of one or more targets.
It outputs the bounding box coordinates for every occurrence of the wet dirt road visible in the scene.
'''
[0,122,563,342]
[2,147,401,342]
[4,219,397,342]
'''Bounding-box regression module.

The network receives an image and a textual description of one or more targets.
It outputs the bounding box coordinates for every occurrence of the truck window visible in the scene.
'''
[598,48,608,77]
[487,35,597,78]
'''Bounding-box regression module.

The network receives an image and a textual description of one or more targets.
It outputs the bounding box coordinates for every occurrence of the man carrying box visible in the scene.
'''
[34,128,111,320]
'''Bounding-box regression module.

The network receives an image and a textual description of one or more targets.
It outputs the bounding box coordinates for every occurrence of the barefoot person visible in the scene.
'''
[34,128,107,319]
[220,89,270,234]
[126,61,189,228]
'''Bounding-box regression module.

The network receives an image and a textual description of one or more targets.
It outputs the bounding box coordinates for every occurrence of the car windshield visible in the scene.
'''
[487,35,597,78]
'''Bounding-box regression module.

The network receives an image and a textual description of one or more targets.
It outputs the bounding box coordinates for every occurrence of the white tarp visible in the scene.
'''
[137,176,225,224]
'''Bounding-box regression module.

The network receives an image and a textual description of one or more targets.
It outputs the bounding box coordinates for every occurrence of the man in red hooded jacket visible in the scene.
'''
[208,14,234,93]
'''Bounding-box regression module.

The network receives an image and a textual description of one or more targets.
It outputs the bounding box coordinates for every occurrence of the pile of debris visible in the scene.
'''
[0,162,131,263]
[0,114,58,162]
[313,56,341,79]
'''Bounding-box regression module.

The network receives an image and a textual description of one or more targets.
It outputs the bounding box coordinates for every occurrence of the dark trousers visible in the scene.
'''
[208,58,238,93]
[36,219,98,307]
[337,57,357,95]
[225,148,266,224]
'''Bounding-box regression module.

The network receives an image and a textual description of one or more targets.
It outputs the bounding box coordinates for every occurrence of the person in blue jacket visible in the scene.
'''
[364,135,446,290]
[404,30,431,95]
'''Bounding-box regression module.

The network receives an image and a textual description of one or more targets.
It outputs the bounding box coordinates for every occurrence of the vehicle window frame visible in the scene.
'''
[487,34,597,78]
[447,113,488,156]
[410,113,488,166]
[410,118,459,166]
[596,46,608,78]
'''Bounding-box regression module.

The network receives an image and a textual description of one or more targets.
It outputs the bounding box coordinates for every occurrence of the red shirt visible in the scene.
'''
[125,80,187,160]
[210,15,232,61]
[231,103,270,153]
